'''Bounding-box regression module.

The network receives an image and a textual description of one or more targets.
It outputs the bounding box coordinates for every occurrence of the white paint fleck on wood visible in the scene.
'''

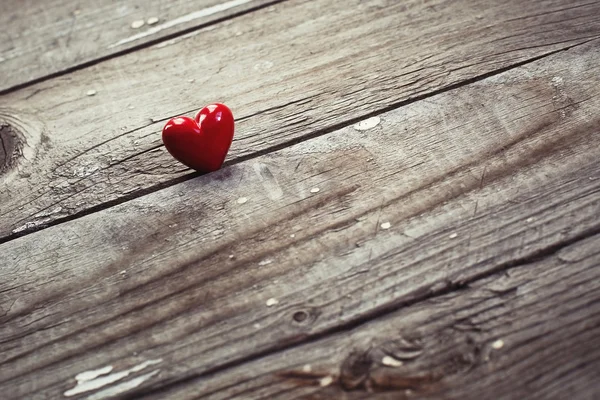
[310,187,320,193]
[64,359,162,397]
[381,355,403,367]
[130,20,145,29]
[319,376,334,387]
[266,298,279,307]
[380,222,391,230]
[353,116,381,131]
[146,17,160,25]
[492,339,505,350]
[74,366,113,384]
[237,197,248,204]
[110,0,255,48]
[85,370,160,400]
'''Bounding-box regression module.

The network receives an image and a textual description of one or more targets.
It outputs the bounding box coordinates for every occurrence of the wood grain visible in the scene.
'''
[1,42,599,399]
[141,233,600,400]
[0,0,278,92]
[2,0,600,241]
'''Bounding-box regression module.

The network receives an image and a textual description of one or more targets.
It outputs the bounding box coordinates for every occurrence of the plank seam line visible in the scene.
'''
[126,225,600,398]
[0,0,289,96]
[2,37,597,245]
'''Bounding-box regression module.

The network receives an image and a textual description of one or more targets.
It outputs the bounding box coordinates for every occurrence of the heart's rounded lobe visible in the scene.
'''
[162,103,234,172]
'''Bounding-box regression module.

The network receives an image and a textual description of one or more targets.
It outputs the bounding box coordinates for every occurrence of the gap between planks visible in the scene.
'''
[127,225,600,398]
[0,0,288,95]
[0,40,591,246]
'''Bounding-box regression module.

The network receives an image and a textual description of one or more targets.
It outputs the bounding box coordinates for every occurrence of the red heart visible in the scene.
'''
[162,103,235,172]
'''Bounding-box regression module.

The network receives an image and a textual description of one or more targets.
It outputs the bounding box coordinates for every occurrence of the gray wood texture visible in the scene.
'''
[145,233,600,400]
[1,41,599,399]
[2,0,600,242]
[0,0,277,92]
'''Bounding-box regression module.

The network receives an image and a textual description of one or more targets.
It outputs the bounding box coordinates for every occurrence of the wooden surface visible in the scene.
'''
[2,0,600,242]
[1,1,600,399]
[149,233,600,400]
[0,0,277,92]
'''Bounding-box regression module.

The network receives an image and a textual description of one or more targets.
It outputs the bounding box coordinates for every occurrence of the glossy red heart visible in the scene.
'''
[162,103,234,172]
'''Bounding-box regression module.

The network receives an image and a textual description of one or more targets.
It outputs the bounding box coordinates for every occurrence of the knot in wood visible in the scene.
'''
[339,350,373,390]
[290,306,320,327]
[292,310,309,323]
[0,123,24,175]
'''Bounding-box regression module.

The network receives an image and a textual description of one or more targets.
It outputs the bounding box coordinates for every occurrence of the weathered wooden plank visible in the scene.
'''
[139,233,600,400]
[0,0,278,92]
[1,42,600,399]
[2,0,600,241]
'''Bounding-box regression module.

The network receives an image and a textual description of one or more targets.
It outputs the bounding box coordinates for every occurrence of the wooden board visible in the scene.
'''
[2,0,600,242]
[142,233,600,400]
[0,0,278,92]
[1,41,599,399]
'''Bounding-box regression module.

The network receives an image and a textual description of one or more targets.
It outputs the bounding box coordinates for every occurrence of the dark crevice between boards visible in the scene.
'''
[0,0,290,96]
[0,38,595,245]
[125,226,600,398]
